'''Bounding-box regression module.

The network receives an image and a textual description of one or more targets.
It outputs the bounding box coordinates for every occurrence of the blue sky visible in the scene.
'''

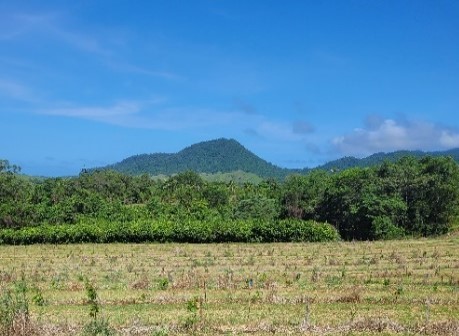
[1,0,459,176]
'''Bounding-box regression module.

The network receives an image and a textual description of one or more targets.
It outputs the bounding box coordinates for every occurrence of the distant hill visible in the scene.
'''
[318,148,459,171]
[96,138,296,179]
[93,138,459,179]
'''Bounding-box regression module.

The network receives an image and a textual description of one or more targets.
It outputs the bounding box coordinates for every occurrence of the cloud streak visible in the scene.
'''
[2,11,182,81]
[43,101,141,119]
[39,100,251,131]
[105,61,183,81]
[0,12,55,40]
[0,78,38,102]
[37,98,320,147]
[332,117,459,156]
[1,12,111,55]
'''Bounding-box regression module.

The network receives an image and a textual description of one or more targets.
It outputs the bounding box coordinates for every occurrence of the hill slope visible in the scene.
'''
[95,138,459,179]
[99,138,294,179]
[318,148,459,171]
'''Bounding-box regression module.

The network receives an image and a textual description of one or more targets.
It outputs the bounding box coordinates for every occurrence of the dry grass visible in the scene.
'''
[1,235,459,335]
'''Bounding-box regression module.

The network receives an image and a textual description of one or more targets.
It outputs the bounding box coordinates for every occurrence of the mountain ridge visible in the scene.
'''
[93,138,459,179]
[97,138,296,179]
[318,148,459,171]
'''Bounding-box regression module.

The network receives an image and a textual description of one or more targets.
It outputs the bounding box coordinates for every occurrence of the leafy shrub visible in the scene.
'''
[372,217,405,240]
[157,278,169,290]
[31,288,45,307]
[251,219,340,242]
[0,218,339,244]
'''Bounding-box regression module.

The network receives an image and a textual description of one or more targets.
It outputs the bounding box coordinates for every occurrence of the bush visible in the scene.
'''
[0,218,340,244]
[372,217,405,240]
[251,219,340,242]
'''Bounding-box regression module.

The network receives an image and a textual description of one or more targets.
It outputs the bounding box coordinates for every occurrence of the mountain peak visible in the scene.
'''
[100,138,291,179]
[180,138,242,152]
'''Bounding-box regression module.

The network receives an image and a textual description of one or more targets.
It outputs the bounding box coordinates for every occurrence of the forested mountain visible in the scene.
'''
[97,138,296,179]
[318,148,459,171]
[94,137,459,179]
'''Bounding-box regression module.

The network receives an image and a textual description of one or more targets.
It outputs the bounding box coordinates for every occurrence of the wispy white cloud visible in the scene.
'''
[0,56,42,71]
[51,26,112,56]
[0,12,54,40]
[38,100,248,130]
[440,131,459,148]
[37,98,319,146]
[1,11,181,80]
[105,61,183,81]
[0,78,38,102]
[43,101,142,119]
[152,108,243,129]
[1,12,111,55]
[230,99,317,142]
[332,117,459,156]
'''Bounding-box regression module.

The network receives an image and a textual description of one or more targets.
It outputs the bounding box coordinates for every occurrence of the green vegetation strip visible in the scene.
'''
[0,219,338,244]
[2,155,459,243]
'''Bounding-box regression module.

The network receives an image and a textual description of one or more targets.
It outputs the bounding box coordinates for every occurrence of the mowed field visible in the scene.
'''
[1,235,459,335]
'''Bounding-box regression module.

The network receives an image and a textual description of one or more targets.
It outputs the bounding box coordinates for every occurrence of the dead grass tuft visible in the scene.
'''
[130,277,150,290]
[419,320,459,335]
[336,286,362,303]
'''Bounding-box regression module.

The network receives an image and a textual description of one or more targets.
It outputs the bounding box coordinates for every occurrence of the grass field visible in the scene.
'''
[1,235,459,335]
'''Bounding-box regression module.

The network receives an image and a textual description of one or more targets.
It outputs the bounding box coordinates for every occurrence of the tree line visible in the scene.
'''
[0,156,458,244]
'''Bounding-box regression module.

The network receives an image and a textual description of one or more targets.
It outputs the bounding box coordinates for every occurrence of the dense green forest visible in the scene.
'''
[95,138,459,179]
[1,155,459,244]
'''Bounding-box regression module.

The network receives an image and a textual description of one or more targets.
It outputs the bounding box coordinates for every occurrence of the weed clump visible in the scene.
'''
[81,278,114,336]
[0,278,36,335]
